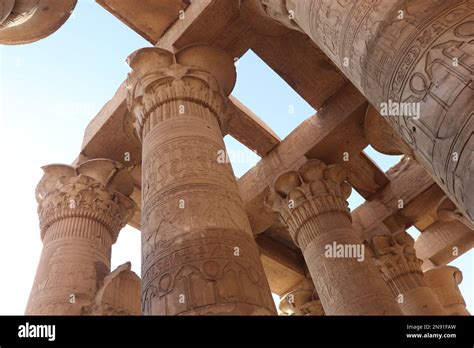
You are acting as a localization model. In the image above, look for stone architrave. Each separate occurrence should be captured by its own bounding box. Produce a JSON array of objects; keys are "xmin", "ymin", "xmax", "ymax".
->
[
  {"xmin": 424, "ymin": 266, "xmax": 470, "ymax": 315},
  {"xmin": 267, "ymin": 159, "xmax": 402, "ymax": 315},
  {"xmin": 127, "ymin": 45, "xmax": 276, "ymax": 315},
  {"xmin": 250, "ymin": 0, "xmax": 474, "ymax": 224},
  {"xmin": 279, "ymin": 278, "xmax": 324, "ymax": 316},
  {"xmin": 369, "ymin": 231, "xmax": 447, "ymax": 315},
  {"xmin": 0, "ymin": 0, "xmax": 77, "ymax": 44},
  {"xmin": 25, "ymin": 159, "xmax": 136, "ymax": 315}
]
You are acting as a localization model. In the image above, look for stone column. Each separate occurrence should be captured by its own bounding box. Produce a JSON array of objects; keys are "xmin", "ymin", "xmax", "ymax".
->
[
  {"xmin": 0, "ymin": 0, "xmax": 77, "ymax": 44},
  {"xmin": 267, "ymin": 159, "xmax": 401, "ymax": 315},
  {"xmin": 25, "ymin": 159, "xmax": 137, "ymax": 315},
  {"xmin": 248, "ymin": 0, "xmax": 474, "ymax": 223},
  {"xmin": 369, "ymin": 231, "xmax": 446, "ymax": 315},
  {"xmin": 127, "ymin": 45, "xmax": 276, "ymax": 315},
  {"xmin": 279, "ymin": 278, "xmax": 324, "ymax": 316},
  {"xmin": 424, "ymin": 266, "xmax": 470, "ymax": 315}
]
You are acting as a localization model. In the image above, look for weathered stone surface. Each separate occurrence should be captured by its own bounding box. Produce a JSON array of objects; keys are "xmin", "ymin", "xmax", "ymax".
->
[
  {"xmin": 0, "ymin": 0, "xmax": 77, "ymax": 44},
  {"xmin": 26, "ymin": 159, "xmax": 136, "ymax": 315},
  {"xmin": 127, "ymin": 45, "xmax": 276, "ymax": 315}
]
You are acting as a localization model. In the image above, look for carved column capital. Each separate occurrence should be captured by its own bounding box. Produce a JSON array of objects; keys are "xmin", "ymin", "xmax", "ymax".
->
[
  {"xmin": 126, "ymin": 45, "xmax": 237, "ymax": 140},
  {"xmin": 36, "ymin": 159, "xmax": 137, "ymax": 243},
  {"xmin": 0, "ymin": 0, "xmax": 76, "ymax": 44},
  {"xmin": 369, "ymin": 231, "xmax": 425, "ymax": 294},
  {"xmin": 266, "ymin": 159, "xmax": 352, "ymax": 249}
]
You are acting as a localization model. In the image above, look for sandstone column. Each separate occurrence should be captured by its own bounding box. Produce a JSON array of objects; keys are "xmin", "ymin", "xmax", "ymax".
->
[
  {"xmin": 424, "ymin": 266, "xmax": 470, "ymax": 315},
  {"xmin": 26, "ymin": 159, "xmax": 136, "ymax": 315},
  {"xmin": 127, "ymin": 45, "xmax": 276, "ymax": 315},
  {"xmin": 267, "ymin": 159, "xmax": 402, "ymax": 315},
  {"xmin": 249, "ymin": 0, "xmax": 474, "ymax": 223},
  {"xmin": 0, "ymin": 0, "xmax": 77, "ymax": 44},
  {"xmin": 369, "ymin": 231, "xmax": 446, "ymax": 315},
  {"xmin": 279, "ymin": 278, "xmax": 324, "ymax": 316}
]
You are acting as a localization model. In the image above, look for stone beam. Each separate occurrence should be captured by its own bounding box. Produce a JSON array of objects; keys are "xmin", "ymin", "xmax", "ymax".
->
[
  {"xmin": 248, "ymin": 30, "xmax": 347, "ymax": 110},
  {"xmin": 416, "ymin": 220, "xmax": 474, "ymax": 269},
  {"xmin": 228, "ymin": 96, "xmax": 280, "ymax": 156},
  {"xmin": 352, "ymin": 158, "xmax": 435, "ymax": 239},
  {"xmin": 96, "ymin": 0, "xmax": 189, "ymax": 44},
  {"xmin": 157, "ymin": 0, "xmax": 253, "ymax": 59},
  {"xmin": 238, "ymin": 83, "xmax": 388, "ymax": 234},
  {"xmin": 256, "ymin": 235, "xmax": 306, "ymax": 295},
  {"xmin": 77, "ymin": 85, "xmax": 279, "ymax": 165}
]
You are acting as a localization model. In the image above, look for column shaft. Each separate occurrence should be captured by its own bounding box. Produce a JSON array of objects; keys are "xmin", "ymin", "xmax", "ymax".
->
[
  {"xmin": 25, "ymin": 160, "xmax": 136, "ymax": 315},
  {"xmin": 127, "ymin": 46, "xmax": 276, "ymax": 315},
  {"xmin": 26, "ymin": 216, "xmax": 112, "ymax": 314}
]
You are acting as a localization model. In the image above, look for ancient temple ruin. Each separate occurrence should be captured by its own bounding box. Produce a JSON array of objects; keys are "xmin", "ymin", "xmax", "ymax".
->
[{"xmin": 2, "ymin": 0, "xmax": 472, "ymax": 316}]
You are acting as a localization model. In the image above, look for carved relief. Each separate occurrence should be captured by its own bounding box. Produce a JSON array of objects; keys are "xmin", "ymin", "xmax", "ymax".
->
[
  {"xmin": 141, "ymin": 229, "xmax": 274, "ymax": 315},
  {"xmin": 142, "ymin": 137, "xmax": 237, "ymax": 202}
]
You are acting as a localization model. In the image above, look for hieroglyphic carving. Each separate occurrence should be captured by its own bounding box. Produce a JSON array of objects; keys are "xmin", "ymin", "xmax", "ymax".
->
[
  {"xmin": 127, "ymin": 46, "xmax": 276, "ymax": 315},
  {"xmin": 26, "ymin": 159, "xmax": 136, "ymax": 315},
  {"xmin": 141, "ymin": 137, "xmax": 237, "ymax": 203},
  {"xmin": 142, "ymin": 229, "xmax": 274, "ymax": 315},
  {"xmin": 263, "ymin": 0, "xmax": 474, "ymax": 222}
]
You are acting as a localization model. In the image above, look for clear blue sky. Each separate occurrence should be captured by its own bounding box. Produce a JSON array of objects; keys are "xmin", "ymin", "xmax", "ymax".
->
[{"xmin": 0, "ymin": 0, "xmax": 471, "ymax": 314}]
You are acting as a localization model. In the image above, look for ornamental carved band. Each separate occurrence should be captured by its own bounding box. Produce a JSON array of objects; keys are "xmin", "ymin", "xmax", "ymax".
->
[
  {"xmin": 267, "ymin": 159, "xmax": 352, "ymax": 250},
  {"xmin": 36, "ymin": 159, "xmax": 137, "ymax": 243},
  {"xmin": 260, "ymin": 0, "xmax": 474, "ymax": 223}
]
